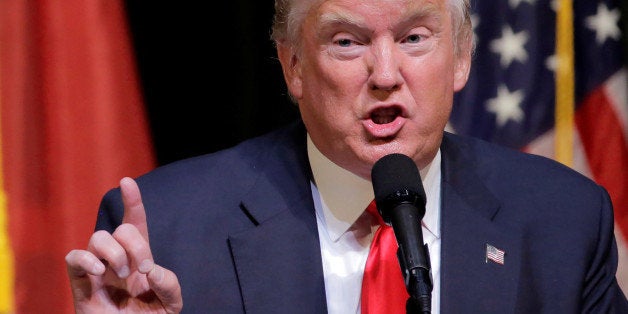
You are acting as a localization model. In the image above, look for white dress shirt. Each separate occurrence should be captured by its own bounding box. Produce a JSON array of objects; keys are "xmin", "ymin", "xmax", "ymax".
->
[{"xmin": 307, "ymin": 135, "xmax": 442, "ymax": 314}]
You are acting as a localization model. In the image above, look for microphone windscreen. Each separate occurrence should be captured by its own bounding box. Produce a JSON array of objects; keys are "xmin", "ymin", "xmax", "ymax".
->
[{"xmin": 371, "ymin": 153, "xmax": 426, "ymax": 213}]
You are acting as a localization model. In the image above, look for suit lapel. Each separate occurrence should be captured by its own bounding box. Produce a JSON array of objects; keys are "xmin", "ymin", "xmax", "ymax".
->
[
  {"xmin": 439, "ymin": 133, "xmax": 522, "ymax": 314},
  {"xmin": 225, "ymin": 127, "xmax": 523, "ymax": 313},
  {"xmin": 227, "ymin": 122, "xmax": 328, "ymax": 313}
]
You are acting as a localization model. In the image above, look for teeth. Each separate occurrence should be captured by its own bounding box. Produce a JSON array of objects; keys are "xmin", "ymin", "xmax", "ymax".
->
[{"xmin": 371, "ymin": 107, "xmax": 399, "ymax": 124}]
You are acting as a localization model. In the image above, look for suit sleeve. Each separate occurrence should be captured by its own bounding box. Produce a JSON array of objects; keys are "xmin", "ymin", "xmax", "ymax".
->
[
  {"xmin": 582, "ymin": 185, "xmax": 628, "ymax": 313},
  {"xmin": 94, "ymin": 187, "xmax": 124, "ymax": 233}
]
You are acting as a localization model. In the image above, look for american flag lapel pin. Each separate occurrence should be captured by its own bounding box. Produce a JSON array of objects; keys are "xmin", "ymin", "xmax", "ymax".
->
[{"xmin": 486, "ymin": 243, "xmax": 505, "ymax": 265}]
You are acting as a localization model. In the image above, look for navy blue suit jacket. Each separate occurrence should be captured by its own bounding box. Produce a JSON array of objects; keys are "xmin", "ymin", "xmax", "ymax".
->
[{"xmin": 96, "ymin": 120, "xmax": 628, "ymax": 313}]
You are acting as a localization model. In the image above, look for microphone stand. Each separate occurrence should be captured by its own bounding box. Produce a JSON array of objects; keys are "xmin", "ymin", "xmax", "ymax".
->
[
  {"xmin": 401, "ymin": 244, "xmax": 432, "ymax": 314},
  {"xmin": 391, "ymin": 203, "xmax": 433, "ymax": 314}
]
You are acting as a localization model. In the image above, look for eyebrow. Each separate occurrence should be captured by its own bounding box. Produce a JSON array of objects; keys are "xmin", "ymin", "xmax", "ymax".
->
[
  {"xmin": 317, "ymin": 2, "xmax": 443, "ymax": 35},
  {"xmin": 318, "ymin": 9, "xmax": 367, "ymax": 31}
]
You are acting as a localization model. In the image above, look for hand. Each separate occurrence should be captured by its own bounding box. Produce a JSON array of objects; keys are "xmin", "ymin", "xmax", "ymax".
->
[{"xmin": 65, "ymin": 177, "xmax": 183, "ymax": 313}]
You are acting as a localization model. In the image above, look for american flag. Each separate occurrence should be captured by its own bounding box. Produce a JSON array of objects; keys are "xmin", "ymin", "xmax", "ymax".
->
[
  {"xmin": 486, "ymin": 243, "xmax": 506, "ymax": 265},
  {"xmin": 449, "ymin": 0, "xmax": 628, "ymax": 291}
]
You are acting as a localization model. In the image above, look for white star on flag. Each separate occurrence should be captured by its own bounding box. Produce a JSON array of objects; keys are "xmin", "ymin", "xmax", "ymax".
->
[
  {"xmin": 490, "ymin": 25, "xmax": 529, "ymax": 68},
  {"xmin": 486, "ymin": 85, "xmax": 525, "ymax": 127},
  {"xmin": 509, "ymin": 0, "xmax": 536, "ymax": 9},
  {"xmin": 585, "ymin": 3, "xmax": 621, "ymax": 44}
]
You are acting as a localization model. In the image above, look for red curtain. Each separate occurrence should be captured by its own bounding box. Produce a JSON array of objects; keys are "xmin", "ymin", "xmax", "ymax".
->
[{"xmin": 0, "ymin": 1, "xmax": 156, "ymax": 312}]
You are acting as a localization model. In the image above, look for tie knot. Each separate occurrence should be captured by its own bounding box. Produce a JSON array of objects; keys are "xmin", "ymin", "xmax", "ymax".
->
[{"xmin": 365, "ymin": 200, "xmax": 385, "ymax": 226}]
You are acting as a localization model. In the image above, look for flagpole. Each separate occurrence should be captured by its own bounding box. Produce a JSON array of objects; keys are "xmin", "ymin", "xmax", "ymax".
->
[{"xmin": 555, "ymin": 0, "xmax": 575, "ymax": 167}]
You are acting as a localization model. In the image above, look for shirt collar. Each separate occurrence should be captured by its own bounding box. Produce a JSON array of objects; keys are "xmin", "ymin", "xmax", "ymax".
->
[
  {"xmin": 422, "ymin": 149, "xmax": 441, "ymax": 240},
  {"xmin": 308, "ymin": 135, "xmax": 373, "ymax": 242},
  {"xmin": 307, "ymin": 134, "xmax": 441, "ymax": 242}
]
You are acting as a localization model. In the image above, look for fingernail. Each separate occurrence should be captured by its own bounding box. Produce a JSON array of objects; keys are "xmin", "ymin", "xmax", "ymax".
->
[
  {"xmin": 117, "ymin": 265, "xmax": 130, "ymax": 278},
  {"xmin": 148, "ymin": 264, "xmax": 164, "ymax": 284},
  {"xmin": 139, "ymin": 259, "xmax": 154, "ymax": 273},
  {"xmin": 92, "ymin": 261, "xmax": 105, "ymax": 274}
]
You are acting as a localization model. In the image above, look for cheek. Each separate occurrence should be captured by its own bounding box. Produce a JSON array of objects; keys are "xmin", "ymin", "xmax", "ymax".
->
[
  {"xmin": 404, "ymin": 61, "xmax": 455, "ymax": 126},
  {"xmin": 302, "ymin": 61, "xmax": 365, "ymax": 113},
  {"xmin": 313, "ymin": 63, "xmax": 364, "ymax": 96},
  {"xmin": 407, "ymin": 64, "xmax": 454, "ymax": 106}
]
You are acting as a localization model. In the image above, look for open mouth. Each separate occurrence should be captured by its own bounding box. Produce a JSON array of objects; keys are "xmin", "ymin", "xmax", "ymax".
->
[
  {"xmin": 363, "ymin": 105, "xmax": 406, "ymax": 138},
  {"xmin": 371, "ymin": 106, "xmax": 402, "ymax": 124}
]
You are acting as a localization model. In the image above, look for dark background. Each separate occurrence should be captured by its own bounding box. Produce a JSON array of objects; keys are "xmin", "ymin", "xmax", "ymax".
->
[
  {"xmin": 124, "ymin": 1, "xmax": 299, "ymax": 166},
  {"xmin": 124, "ymin": 1, "xmax": 628, "ymax": 167}
]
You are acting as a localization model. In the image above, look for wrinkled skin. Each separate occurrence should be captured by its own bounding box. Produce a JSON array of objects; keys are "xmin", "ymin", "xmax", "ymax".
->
[{"xmin": 277, "ymin": 0, "xmax": 471, "ymax": 179}]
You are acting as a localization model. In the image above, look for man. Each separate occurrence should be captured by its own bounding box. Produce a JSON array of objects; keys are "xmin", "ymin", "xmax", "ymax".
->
[{"xmin": 65, "ymin": 0, "xmax": 628, "ymax": 312}]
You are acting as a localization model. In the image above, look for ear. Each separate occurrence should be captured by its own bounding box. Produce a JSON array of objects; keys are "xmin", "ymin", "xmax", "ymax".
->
[
  {"xmin": 453, "ymin": 40, "xmax": 472, "ymax": 92},
  {"xmin": 276, "ymin": 42, "xmax": 303, "ymax": 99}
]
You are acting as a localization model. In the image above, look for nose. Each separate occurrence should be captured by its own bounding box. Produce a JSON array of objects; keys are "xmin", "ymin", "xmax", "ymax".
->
[{"xmin": 367, "ymin": 40, "xmax": 403, "ymax": 92}]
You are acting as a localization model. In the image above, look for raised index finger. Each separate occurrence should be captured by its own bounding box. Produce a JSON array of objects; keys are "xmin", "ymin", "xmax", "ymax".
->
[{"xmin": 119, "ymin": 177, "xmax": 149, "ymax": 242}]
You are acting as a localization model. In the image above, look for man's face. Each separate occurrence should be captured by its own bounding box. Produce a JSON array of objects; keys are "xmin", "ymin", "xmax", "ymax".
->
[{"xmin": 278, "ymin": 0, "xmax": 471, "ymax": 179}]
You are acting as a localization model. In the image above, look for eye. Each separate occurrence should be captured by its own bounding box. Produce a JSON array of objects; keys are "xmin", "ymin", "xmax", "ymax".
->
[
  {"xmin": 336, "ymin": 38, "xmax": 355, "ymax": 47},
  {"xmin": 404, "ymin": 34, "xmax": 423, "ymax": 44},
  {"xmin": 329, "ymin": 32, "xmax": 366, "ymax": 59}
]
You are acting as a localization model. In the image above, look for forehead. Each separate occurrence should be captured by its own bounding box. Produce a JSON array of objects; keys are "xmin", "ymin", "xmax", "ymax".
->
[{"xmin": 310, "ymin": 0, "xmax": 447, "ymax": 30}]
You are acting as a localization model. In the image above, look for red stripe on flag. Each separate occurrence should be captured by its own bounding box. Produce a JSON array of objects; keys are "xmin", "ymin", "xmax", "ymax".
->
[{"xmin": 576, "ymin": 86, "xmax": 628, "ymax": 242}]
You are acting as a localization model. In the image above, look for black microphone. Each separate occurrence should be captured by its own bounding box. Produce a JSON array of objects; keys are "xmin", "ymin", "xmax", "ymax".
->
[{"xmin": 371, "ymin": 153, "xmax": 432, "ymax": 314}]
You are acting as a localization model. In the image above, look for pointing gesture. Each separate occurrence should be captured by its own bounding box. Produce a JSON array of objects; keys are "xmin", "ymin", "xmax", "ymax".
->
[{"xmin": 65, "ymin": 177, "xmax": 183, "ymax": 313}]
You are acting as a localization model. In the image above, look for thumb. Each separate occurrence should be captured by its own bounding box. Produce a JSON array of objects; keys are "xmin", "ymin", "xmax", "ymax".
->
[{"xmin": 120, "ymin": 177, "xmax": 149, "ymax": 241}]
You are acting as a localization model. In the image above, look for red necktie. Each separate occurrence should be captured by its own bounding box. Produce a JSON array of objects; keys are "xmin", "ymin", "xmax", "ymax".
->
[{"xmin": 361, "ymin": 200, "xmax": 409, "ymax": 314}]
